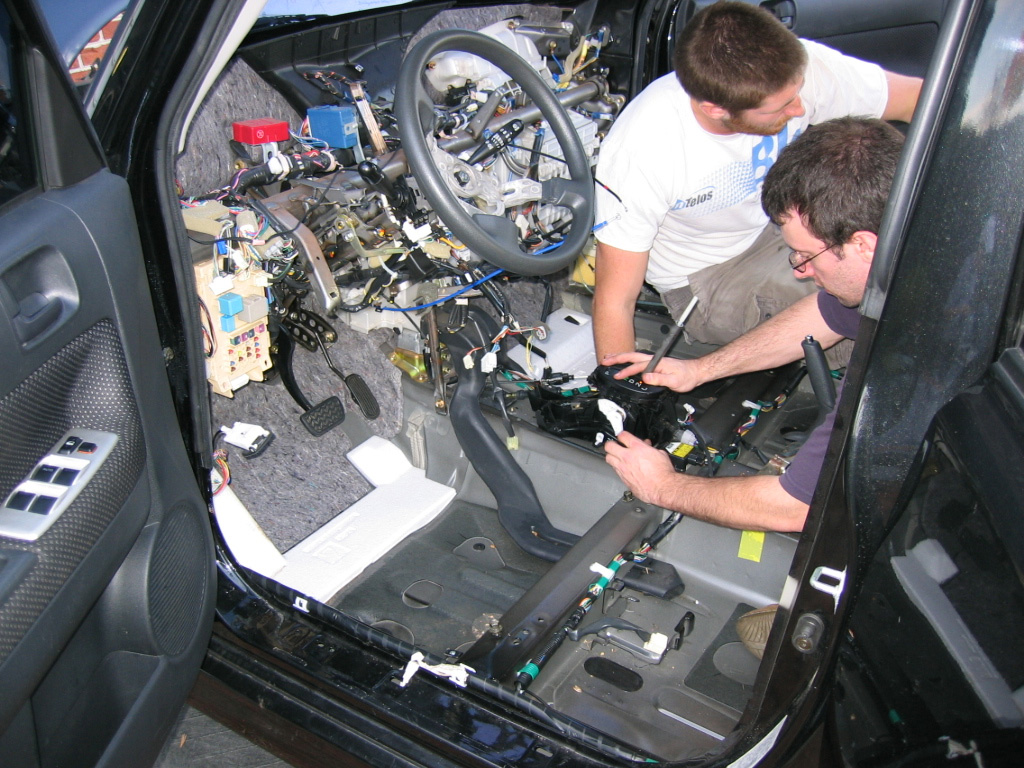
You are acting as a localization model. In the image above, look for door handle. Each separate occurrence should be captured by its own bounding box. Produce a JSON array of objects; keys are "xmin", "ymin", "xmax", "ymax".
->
[
  {"xmin": 13, "ymin": 292, "xmax": 62, "ymax": 344},
  {"xmin": 761, "ymin": 0, "xmax": 796, "ymax": 28},
  {"xmin": 1, "ymin": 246, "xmax": 78, "ymax": 346}
]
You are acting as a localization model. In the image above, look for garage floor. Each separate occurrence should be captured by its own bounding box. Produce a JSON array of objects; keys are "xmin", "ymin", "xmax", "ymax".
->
[{"xmin": 154, "ymin": 706, "xmax": 290, "ymax": 768}]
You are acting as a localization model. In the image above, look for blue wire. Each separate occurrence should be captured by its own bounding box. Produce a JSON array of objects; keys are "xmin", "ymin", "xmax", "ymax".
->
[
  {"xmin": 380, "ymin": 268, "xmax": 506, "ymax": 312},
  {"xmin": 379, "ymin": 218, "xmax": 609, "ymax": 313},
  {"xmin": 532, "ymin": 220, "xmax": 609, "ymax": 254}
]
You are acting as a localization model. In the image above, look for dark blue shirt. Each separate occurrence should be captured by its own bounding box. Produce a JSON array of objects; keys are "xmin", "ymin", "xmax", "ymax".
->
[{"xmin": 778, "ymin": 291, "xmax": 860, "ymax": 504}]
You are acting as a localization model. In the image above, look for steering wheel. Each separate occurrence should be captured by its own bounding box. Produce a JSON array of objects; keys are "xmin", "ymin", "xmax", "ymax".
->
[{"xmin": 395, "ymin": 29, "xmax": 595, "ymax": 276}]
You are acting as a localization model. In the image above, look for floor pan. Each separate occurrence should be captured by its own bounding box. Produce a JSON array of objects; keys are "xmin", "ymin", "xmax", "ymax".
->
[{"xmin": 329, "ymin": 501, "xmax": 550, "ymax": 654}]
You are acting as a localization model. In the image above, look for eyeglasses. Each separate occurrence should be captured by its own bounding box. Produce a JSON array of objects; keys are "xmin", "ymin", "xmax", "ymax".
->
[{"xmin": 788, "ymin": 243, "xmax": 834, "ymax": 273}]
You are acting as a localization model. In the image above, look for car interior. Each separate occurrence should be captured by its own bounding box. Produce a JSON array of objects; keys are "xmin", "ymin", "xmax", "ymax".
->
[
  {"xmin": 158, "ymin": 1, "xmax": 952, "ymax": 760},
  {"xmin": 169, "ymin": 0, "xmax": 937, "ymax": 762}
]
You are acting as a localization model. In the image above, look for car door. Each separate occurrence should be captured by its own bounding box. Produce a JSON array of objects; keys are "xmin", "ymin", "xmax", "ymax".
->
[
  {"xmin": 610, "ymin": 0, "xmax": 946, "ymax": 99},
  {"xmin": 0, "ymin": 2, "xmax": 215, "ymax": 767}
]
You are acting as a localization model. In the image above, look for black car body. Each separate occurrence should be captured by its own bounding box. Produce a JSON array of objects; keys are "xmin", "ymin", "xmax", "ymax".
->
[{"xmin": 2, "ymin": 0, "xmax": 1023, "ymax": 766}]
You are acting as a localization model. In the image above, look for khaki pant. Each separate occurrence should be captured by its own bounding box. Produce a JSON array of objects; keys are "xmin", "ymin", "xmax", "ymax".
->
[
  {"xmin": 660, "ymin": 226, "xmax": 852, "ymax": 368},
  {"xmin": 660, "ymin": 225, "xmax": 814, "ymax": 346}
]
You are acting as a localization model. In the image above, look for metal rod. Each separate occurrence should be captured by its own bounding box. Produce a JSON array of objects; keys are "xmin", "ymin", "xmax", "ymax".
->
[{"xmin": 644, "ymin": 296, "xmax": 699, "ymax": 374}]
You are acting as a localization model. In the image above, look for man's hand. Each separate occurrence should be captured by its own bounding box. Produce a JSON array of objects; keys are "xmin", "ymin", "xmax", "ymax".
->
[
  {"xmin": 605, "ymin": 431, "xmax": 809, "ymax": 532},
  {"xmin": 602, "ymin": 352, "xmax": 708, "ymax": 393},
  {"xmin": 603, "ymin": 430, "xmax": 676, "ymax": 506}
]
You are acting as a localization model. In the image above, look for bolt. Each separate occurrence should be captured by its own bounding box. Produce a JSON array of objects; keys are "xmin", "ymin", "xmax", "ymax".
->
[
  {"xmin": 454, "ymin": 170, "xmax": 471, "ymax": 187},
  {"xmin": 791, "ymin": 613, "xmax": 826, "ymax": 654}
]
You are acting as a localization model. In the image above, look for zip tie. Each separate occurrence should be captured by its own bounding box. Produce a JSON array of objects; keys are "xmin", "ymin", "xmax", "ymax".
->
[{"xmin": 399, "ymin": 651, "xmax": 475, "ymax": 688}]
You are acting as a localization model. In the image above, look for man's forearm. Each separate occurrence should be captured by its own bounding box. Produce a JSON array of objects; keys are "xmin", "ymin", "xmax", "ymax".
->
[
  {"xmin": 692, "ymin": 293, "xmax": 840, "ymax": 383},
  {"xmin": 604, "ymin": 431, "xmax": 809, "ymax": 533},
  {"xmin": 592, "ymin": 291, "xmax": 636, "ymax": 360},
  {"xmin": 651, "ymin": 473, "xmax": 809, "ymax": 533},
  {"xmin": 592, "ymin": 243, "xmax": 650, "ymax": 359}
]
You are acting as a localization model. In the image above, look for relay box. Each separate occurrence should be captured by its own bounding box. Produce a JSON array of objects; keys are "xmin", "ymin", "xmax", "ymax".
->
[{"xmin": 184, "ymin": 201, "xmax": 273, "ymax": 398}]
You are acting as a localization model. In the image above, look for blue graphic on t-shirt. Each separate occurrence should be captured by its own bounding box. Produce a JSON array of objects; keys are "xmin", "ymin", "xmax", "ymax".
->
[
  {"xmin": 670, "ymin": 122, "xmax": 803, "ymax": 216},
  {"xmin": 752, "ymin": 123, "xmax": 801, "ymax": 185}
]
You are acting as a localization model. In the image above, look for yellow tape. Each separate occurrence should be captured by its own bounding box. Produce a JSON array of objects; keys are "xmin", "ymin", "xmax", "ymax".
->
[{"xmin": 738, "ymin": 530, "xmax": 765, "ymax": 562}]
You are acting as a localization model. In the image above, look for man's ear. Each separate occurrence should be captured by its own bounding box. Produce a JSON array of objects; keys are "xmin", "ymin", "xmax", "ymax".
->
[
  {"xmin": 696, "ymin": 100, "xmax": 730, "ymax": 121},
  {"xmin": 849, "ymin": 230, "xmax": 879, "ymax": 263}
]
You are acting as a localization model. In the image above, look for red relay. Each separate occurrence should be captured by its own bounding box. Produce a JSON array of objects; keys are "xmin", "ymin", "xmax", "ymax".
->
[{"xmin": 232, "ymin": 118, "xmax": 290, "ymax": 144}]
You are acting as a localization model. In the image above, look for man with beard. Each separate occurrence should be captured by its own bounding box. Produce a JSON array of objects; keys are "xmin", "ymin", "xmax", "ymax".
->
[
  {"xmin": 592, "ymin": 1, "xmax": 920, "ymax": 359},
  {"xmin": 602, "ymin": 117, "xmax": 904, "ymax": 532}
]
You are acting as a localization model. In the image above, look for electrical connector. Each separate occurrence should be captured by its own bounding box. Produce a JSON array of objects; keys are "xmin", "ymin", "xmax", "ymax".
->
[
  {"xmin": 220, "ymin": 422, "xmax": 274, "ymax": 458},
  {"xmin": 480, "ymin": 351, "xmax": 497, "ymax": 373}
]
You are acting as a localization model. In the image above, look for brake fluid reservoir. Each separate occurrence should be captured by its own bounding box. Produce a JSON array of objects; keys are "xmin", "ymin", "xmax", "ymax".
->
[{"xmin": 425, "ymin": 21, "xmax": 548, "ymax": 92}]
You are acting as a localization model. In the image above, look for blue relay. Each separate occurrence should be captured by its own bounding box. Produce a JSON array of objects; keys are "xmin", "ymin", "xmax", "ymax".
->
[{"xmin": 307, "ymin": 105, "xmax": 360, "ymax": 149}]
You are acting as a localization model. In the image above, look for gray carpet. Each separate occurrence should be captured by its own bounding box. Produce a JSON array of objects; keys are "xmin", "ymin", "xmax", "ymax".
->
[{"xmin": 211, "ymin": 321, "xmax": 403, "ymax": 551}]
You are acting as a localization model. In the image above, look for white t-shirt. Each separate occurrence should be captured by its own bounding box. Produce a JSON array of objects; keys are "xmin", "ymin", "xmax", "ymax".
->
[{"xmin": 594, "ymin": 40, "xmax": 888, "ymax": 292}]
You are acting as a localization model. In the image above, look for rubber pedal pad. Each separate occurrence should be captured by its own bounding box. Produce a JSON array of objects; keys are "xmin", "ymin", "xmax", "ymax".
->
[
  {"xmin": 345, "ymin": 374, "xmax": 380, "ymax": 420},
  {"xmin": 301, "ymin": 396, "xmax": 345, "ymax": 436}
]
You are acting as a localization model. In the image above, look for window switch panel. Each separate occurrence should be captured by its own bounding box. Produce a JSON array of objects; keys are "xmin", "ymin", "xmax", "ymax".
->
[{"xmin": 0, "ymin": 430, "xmax": 119, "ymax": 541}]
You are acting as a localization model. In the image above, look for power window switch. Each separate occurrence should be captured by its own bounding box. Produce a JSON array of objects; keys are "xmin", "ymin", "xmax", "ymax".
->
[
  {"xmin": 53, "ymin": 468, "xmax": 80, "ymax": 487},
  {"xmin": 7, "ymin": 491, "xmax": 35, "ymax": 511},
  {"xmin": 32, "ymin": 465, "xmax": 59, "ymax": 483},
  {"xmin": 28, "ymin": 495, "xmax": 57, "ymax": 515}
]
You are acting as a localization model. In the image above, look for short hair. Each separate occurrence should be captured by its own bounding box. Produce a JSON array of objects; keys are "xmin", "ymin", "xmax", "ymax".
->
[
  {"xmin": 761, "ymin": 117, "xmax": 905, "ymax": 247},
  {"xmin": 673, "ymin": 1, "xmax": 807, "ymax": 113}
]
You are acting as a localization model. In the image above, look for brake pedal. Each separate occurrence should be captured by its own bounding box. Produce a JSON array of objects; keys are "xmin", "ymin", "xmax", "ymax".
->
[{"xmin": 300, "ymin": 396, "xmax": 346, "ymax": 436}]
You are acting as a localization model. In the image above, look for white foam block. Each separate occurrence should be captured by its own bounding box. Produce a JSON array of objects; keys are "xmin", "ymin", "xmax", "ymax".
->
[
  {"xmin": 212, "ymin": 484, "xmax": 287, "ymax": 578},
  {"xmin": 346, "ymin": 434, "xmax": 421, "ymax": 486},
  {"xmin": 275, "ymin": 438, "xmax": 455, "ymax": 603}
]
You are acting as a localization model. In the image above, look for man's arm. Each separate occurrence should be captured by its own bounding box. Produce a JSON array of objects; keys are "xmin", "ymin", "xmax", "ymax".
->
[
  {"xmin": 606, "ymin": 291, "xmax": 842, "ymax": 392},
  {"xmin": 881, "ymin": 70, "xmax": 923, "ymax": 123},
  {"xmin": 592, "ymin": 242, "xmax": 650, "ymax": 360},
  {"xmin": 604, "ymin": 432, "xmax": 809, "ymax": 532}
]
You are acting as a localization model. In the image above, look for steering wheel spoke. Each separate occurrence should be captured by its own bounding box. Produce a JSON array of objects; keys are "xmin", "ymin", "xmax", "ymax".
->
[
  {"xmin": 473, "ymin": 212, "xmax": 523, "ymax": 254},
  {"xmin": 540, "ymin": 177, "xmax": 592, "ymax": 218},
  {"xmin": 395, "ymin": 30, "xmax": 595, "ymax": 276}
]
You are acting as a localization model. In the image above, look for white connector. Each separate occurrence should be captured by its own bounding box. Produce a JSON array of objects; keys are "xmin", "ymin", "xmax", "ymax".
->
[{"xmin": 220, "ymin": 422, "xmax": 273, "ymax": 457}]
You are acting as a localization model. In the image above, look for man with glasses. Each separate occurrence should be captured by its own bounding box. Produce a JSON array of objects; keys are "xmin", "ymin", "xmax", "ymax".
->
[
  {"xmin": 592, "ymin": 1, "xmax": 920, "ymax": 360},
  {"xmin": 602, "ymin": 117, "xmax": 903, "ymax": 532}
]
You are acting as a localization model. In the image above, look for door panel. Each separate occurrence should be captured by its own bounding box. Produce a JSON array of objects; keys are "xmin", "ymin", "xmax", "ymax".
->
[
  {"xmin": 0, "ymin": 3, "xmax": 214, "ymax": 767},
  {"xmin": 637, "ymin": 0, "xmax": 945, "ymax": 97},
  {"xmin": 790, "ymin": 0, "xmax": 947, "ymax": 77}
]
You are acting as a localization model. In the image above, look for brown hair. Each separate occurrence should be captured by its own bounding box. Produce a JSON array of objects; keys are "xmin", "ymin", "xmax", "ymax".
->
[
  {"xmin": 762, "ymin": 117, "xmax": 904, "ymax": 246},
  {"xmin": 673, "ymin": 1, "xmax": 807, "ymax": 113}
]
